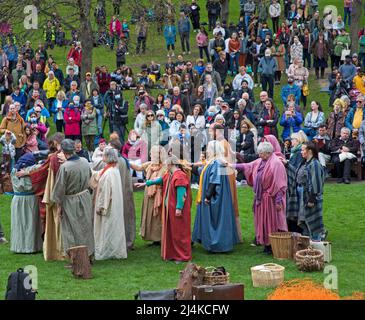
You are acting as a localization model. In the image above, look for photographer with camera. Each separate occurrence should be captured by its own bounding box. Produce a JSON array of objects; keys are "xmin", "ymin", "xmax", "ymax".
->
[{"xmin": 105, "ymin": 81, "xmax": 128, "ymax": 145}]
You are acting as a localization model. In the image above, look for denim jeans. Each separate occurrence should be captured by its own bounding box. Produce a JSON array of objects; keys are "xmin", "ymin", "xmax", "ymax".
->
[
  {"xmin": 96, "ymin": 108, "xmax": 103, "ymax": 135},
  {"xmin": 344, "ymin": 8, "xmax": 351, "ymax": 26},
  {"xmin": 229, "ymin": 53, "xmax": 240, "ymax": 74},
  {"xmin": 303, "ymin": 49, "xmax": 311, "ymax": 68},
  {"xmin": 245, "ymin": 15, "xmax": 251, "ymax": 32}
]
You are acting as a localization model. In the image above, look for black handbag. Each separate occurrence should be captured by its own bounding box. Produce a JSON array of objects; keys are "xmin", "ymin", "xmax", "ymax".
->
[{"xmin": 135, "ymin": 289, "xmax": 177, "ymax": 300}]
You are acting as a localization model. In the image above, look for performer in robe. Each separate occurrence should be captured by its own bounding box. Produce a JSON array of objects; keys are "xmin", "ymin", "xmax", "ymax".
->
[
  {"xmin": 208, "ymin": 123, "xmax": 243, "ymax": 242},
  {"xmin": 19, "ymin": 133, "xmax": 66, "ymax": 260},
  {"xmin": 130, "ymin": 145, "xmax": 167, "ymax": 245},
  {"xmin": 10, "ymin": 153, "xmax": 42, "ymax": 253},
  {"xmin": 137, "ymin": 155, "xmax": 192, "ymax": 262},
  {"xmin": 192, "ymin": 140, "xmax": 240, "ymax": 253},
  {"xmin": 93, "ymin": 147, "xmax": 127, "ymax": 260},
  {"xmin": 108, "ymin": 139, "xmax": 136, "ymax": 250},
  {"xmin": 51, "ymin": 139, "xmax": 95, "ymax": 260},
  {"xmin": 233, "ymin": 141, "xmax": 288, "ymax": 254}
]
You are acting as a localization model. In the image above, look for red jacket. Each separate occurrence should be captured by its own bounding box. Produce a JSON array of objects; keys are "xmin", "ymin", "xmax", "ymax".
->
[
  {"xmin": 67, "ymin": 47, "xmax": 83, "ymax": 67},
  {"xmin": 109, "ymin": 19, "xmax": 122, "ymax": 36},
  {"xmin": 97, "ymin": 72, "xmax": 111, "ymax": 94},
  {"xmin": 64, "ymin": 107, "xmax": 81, "ymax": 136}
]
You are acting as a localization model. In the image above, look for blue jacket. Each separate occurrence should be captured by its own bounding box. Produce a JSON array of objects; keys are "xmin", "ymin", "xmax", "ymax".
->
[
  {"xmin": 345, "ymin": 107, "xmax": 365, "ymax": 131},
  {"xmin": 26, "ymin": 107, "xmax": 50, "ymax": 122},
  {"xmin": 178, "ymin": 17, "xmax": 191, "ymax": 34},
  {"xmin": 11, "ymin": 92, "xmax": 27, "ymax": 109},
  {"xmin": 281, "ymin": 84, "xmax": 301, "ymax": 106},
  {"xmin": 279, "ymin": 111, "xmax": 303, "ymax": 140},
  {"xmin": 163, "ymin": 25, "xmax": 177, "ymax": 45},
  {"xmin": 3, "ymin": 44, "xmax": 18, "ymax": 62},
  {"xmin": 50, "ymin": 99, "xmax": 69, "ymax": 123}
]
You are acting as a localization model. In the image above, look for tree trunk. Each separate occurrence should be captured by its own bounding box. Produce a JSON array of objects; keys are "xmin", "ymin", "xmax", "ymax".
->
[
  {"xmin": 221, "ymin": 0, "xmax": 230, "ymax": 24},
  {"xmin": 78, "ymin": 0, "xmax": 94, "ymax": 82},
  {"xmin": 67, "ymin": 245, "xmax": 92, "ymax": 279},
  {"xmin": 349, "ymin": 0, "xmax": 363, "ymax": 54}
]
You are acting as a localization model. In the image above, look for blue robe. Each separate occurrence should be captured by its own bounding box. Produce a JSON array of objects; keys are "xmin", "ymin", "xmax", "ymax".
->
[{"xmin": 192, "ymin": 160, "xmax": 239, "ymax": 252}]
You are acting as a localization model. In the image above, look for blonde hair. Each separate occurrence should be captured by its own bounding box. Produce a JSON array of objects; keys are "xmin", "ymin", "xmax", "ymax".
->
[{"xmin": 291, "ymin": 130, "xmax": 308, "ymax": 144}]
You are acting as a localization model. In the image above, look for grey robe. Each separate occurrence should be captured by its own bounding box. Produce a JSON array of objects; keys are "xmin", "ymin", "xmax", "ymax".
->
[
  {"xmin": 51, "ymin": 156, "xmax": 95, "ymax": 256},
  {"xmin": 10, "ymin": 165, "xmax": 43, "ymax": 253}
]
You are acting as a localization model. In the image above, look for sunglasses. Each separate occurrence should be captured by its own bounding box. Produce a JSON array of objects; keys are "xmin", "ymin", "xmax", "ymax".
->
[
  {"xmin": 147, "ymin": 114, "xmax": 154, "ymax": 117},
  {"xmin": 356, "ymin": 101, "xmax": 363, "ymax": 103}
]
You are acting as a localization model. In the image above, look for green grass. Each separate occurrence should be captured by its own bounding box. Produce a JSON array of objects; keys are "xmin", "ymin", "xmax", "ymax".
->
[
  {"xmin": 1, "ymin": 184, "xmax": 365, "ymax": 300},
  {"xmin": 1, "ymin": 0, "xmax": 365, "ymax": 300}
]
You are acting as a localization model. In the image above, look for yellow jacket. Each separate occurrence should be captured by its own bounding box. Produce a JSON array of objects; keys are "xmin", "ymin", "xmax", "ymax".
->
[
  {"xmin": 43, "ymin": 77, "xmax": 61, "ymax": 99},
  {"xmin": 353, "ymin": 75, "xmax": 365, "ymax": 95}
]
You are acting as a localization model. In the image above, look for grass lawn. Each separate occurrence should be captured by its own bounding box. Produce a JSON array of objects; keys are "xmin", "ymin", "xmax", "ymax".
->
[
  {"xmin": 0, "ymin": 0, "xmax": 365, "ymax": 300},
  {"xmin": 1, "ymin": 184, "xmax": 365, "ymax": 300}
]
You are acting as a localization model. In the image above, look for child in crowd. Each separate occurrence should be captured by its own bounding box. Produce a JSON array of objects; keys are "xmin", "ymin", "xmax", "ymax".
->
[{"xmin": 0, "ymin": 130, "xmax": 16, "ymax": 171}]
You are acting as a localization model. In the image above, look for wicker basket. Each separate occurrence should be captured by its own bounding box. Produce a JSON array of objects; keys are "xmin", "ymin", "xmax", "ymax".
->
[
  {"xmin": 295, "ymin": 247, "xmax": 325, "ymax": 272},
  {"xmin": 203, "ymin": 267, "xmax": 230, "ymax": 286},
  {"xmin": 250, "ymin": 263, "xmax": 285, "ymax": 288},
  {"xmin": 269, "ymin": 232, "xmax": 293, "ymax": 260}
]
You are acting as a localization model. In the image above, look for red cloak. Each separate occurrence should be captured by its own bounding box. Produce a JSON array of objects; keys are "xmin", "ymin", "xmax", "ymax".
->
[{"xmin": 161, "ymin": 170, "xmax": 192, "ymax": 262}]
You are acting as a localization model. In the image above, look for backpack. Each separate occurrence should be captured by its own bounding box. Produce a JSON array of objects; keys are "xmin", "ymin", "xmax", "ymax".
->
[{"xmin": 5, "ymin": 268, "xmax": 36, "ymax": 300}]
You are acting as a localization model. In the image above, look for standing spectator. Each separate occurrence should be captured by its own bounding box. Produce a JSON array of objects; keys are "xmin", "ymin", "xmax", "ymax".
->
[
  {"xmin": 0, "ymin": 47, "xmax": 9, "ymax": 70},
  {"xmin": 50, "ymin": 61, "xmax": 64, "ymax": 86},
  {"xmin": 164, "ymin": 19, "xmax": 177, "ymax": 58},
  {"xmin": 178, "ymin": 12, "xmax": 191, "ymax": 55},
  {"xmin": 136, "ymin": 17, "xmax": 148, "ymax": 55},
  {"xmin": 63, "ymin": 103, "xmax": 81, "ymax": 141},
  {"xmin": 249, "ymin": 35, "xmax": 266, "ymax": 87},
  {"xmin": 288, "ymin": 59, "xmax": 309, "ymax": 109},
  {"xmin": 312, "ymin": 32, "xmax": 329, "ymax": 79},
  {"xmin": 258, "ymin": 49, "xmax": 277, "ymax": 98},
  {"xmin": 96, "ymin": 65, "xmax": 111, "ymax": 104},
  {"xmin": 51, "ymin": 90, "xmax": 68, "ymax": 133},
  {"xmin": 269, "ymin": 0, "xmax": 281, "ymax": 34},
  {"xmin": 203, "ymin": 74, "xmax": 219, "ymax": 108},
  {"xmin": 90, "ymin": 89, "xmax": 104, "ymax": 137},
  {"xmin": 206, "ymin": 0, "xmax": 221, "ymax": 31},
  {"xmin": 94, "ymin": 1, "xmax": 106, "ymax": 28},
  {"xmin": 109, "ymin": 15, "xmax": 122, "ymax": 51},
  {"xmin": 11, "ymin": 63, "xmax": 26, "ymax": 87},
  {"xmin": 343, "ymin": 0, "xmax": 353, "ymax": 27},
  {"xmin": 64, "ymin": 68, "xmax": 80, "ymax": 93},
  {"xmin": 116, "ymin": 41, "xmax": 127, "ymax": 68},
  {"xmin": 232, "ymin": 66, "xmax": 254, "ymax": 91},
  {"xmin": 228, "ymin": 32, "xmax": 241, "ymax": 76},
  {"xmin": 213, "ymin": 51, "xmax": 229, "ymax": 85},
  {"xmin": 105, "ymin": 82, "xmax": 128, "ymax": 144},
  {"xmin": 281, "ymin": 77, "xmax": 301, "ymax": 107},
  {"xmin": 271, "ymin": 37, "xmax": 286, "ymax": 84},
  {"xmin": 43, "ymin": 71, "xmax": 61, "ymax": 108},
  {"xmin": 333, "ymin": 29, "xmax": 351, "ymax": 68},
  {"xmin": 67, "ymin": 42, "xmax": 83, "ymax": 71},
  {"xmin": 189, "ymin": 0, "xmax": 201, "ymax": 32},
  {"xmin": 290, "ymin": 36, "xmax": 303, "ymax": 63},
  {"xmin": 196, "ymin": 26, "xmax": 210, "ymax": 62},
  {"xmin": 257, "ymin": 99, "xmax": 280, "ymax": 138},
  {"xmin": 30, "ymin": 63, "xmax": 46, "ymax": 87},
  {"xmin": 112, "ymin": 0, "xmax": 121, "ymax": 15},
  {"xmin": 66, "ymin": 57, "xmax": 79, "ymax": 76},
  {"xmin": 339, "ymin": 55, "xmax": 357, "ymax": 87},
  {"xmin": 244, "ymin": 0, "xmax": 256, "ymax": 32},
  {"xmin": 3, "ymin": 40, "xmax": 18, "ymax": 72},
  {"xmin": 55, "ymin": 26, "xmax": 66, "ymax": 47},
  {"xmin": 0, "ymin": 104, "xmax": 26, "ymax": 161},
  {"xmin": 80, "ymin": 72, "xmax": 99, "ymax": 101},
  {"xmin": 327, "ymin": 99, "xmax": 346, "ymax": 139},
  {"xmin": 81, "ymin": 101, "xmax": 98, "ymax": 152},
  {"xmin": 212, "ymin": 32, "xmax": 226, "ymax": 61},
  {"xmin": 301, "ymin": 28, "xmax": 313, "ymax": 69}
]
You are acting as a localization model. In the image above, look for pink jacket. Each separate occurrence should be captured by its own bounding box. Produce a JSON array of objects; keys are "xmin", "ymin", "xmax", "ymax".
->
[
  {"xmin": 64, "ymin": 107, "xmax": 81, "ymax": 136},
  {"xmin": 109, "ymin": 19, "xmax": 122, "ymax": 36},
  {"xmin": 25, "ymin": 134, "xmax": 39, "ymax": 153},
  {"xmin": 196, "ymin": 32, "xmax": 208, "ymax": 47}
]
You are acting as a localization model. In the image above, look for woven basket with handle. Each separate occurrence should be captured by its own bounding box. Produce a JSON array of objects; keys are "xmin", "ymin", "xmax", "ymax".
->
[
  {"xmin": 295, "ymin": 247, "xmax": 325, "ymax": 272},
  {"xmin": 203, "ymin": 266, "xmax": 230, "ymax": 286}
]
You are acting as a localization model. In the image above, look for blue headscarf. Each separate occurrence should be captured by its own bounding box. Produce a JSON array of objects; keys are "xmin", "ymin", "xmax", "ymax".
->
[{"xmin": 15, "ymin": 153, "xmax": 36, "ymax": 171}]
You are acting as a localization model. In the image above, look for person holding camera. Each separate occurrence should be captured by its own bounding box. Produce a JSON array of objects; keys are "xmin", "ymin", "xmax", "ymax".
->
[
  {"xmin": 280, "ymin": 102, "xmax": 303, "ymax": 141},
  {"xmin": 105, "ymin": 81, "xmax": 128, "ymax": 144}
]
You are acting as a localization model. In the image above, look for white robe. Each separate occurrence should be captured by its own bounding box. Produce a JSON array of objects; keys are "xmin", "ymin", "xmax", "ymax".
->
[{"xmin": 94, "ymin": 167, "xmax": 127, "ymax": 260}]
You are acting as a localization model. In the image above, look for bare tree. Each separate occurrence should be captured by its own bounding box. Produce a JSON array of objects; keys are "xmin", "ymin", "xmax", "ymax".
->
[{"xmin": 349, "ymin": 0, "xmax": 364, "ymax": 54}]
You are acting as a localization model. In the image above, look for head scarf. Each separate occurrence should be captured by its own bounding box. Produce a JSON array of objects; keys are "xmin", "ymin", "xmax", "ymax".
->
[{"xmin": 15, "ymin": 153, "xmax": 36, "ymax": 171}]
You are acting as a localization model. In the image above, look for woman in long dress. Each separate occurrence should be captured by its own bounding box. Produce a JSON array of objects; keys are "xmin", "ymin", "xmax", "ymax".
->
[
  {"xmin": 192, "ymin": 141, "xmax": 240, "ymax": 253},
  {"xmin": 130, "ymin": 145, "xmax": 167, "ymax": 244},
  {"xmin": 234, "ymin": 141, "xmax": 288, "ymax": 254},
  {"xmin": 93, "ymin": 147, "xmax": 127, "ymax": 260},
  {"xmin": 10, "ymin": 153, "xmax": 43, "ymax": 253},
  {"xmin": 138, "ymin": 155, "xmax": 192, "ymax": 262}
]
